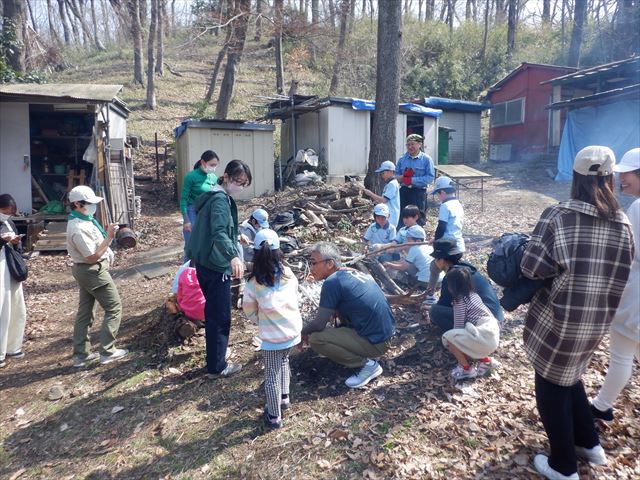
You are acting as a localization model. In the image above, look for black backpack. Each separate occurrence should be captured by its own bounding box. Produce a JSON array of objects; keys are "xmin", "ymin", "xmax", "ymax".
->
[{"xmin": 486, "ymin": 232, "xmax": 530, "ymax": 288}]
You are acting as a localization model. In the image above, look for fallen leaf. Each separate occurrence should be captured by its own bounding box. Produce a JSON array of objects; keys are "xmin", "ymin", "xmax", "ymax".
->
[
  {"xmin": 111, "ymin": 406, "xmax": 125, "ymax": 414},
  {"xmin": 59, "ymin": 423, "xmax": 69, "ymax": 432},
  {"xmin": 316, "ymin": 459, "xmax": 331, "ymax": 469},
  {"xmin": 328, "ymin": 428, "xmax": 349, "ymax": 441}
]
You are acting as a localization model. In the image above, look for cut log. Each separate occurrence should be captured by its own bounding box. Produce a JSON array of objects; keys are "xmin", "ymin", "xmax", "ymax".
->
[
  {"xmin": 318, "ymin": 213, "xmax": 330, "ymax": 229},
  {"xmin": 351, "ymin": 197, "xmax": 371, "ymax": 207},
  {"xmin": 340, "ymin": 183, "xmax": 363, "ymax": 198},
  {"xmin": 386, "ymin": 291, "xmax": 428, "ymax": 305},
  {"xmin": 323, "ymin": 213, "xmax": 345, "ymax": 224},
  {"xmin": 330, "ymin": 197, "xmax": 352, "ymax": 210},
  {"xmin": 363, "ymin": 258, "xmax": 406, "ymax": 295},
  {"xmin": 305, "ymin": 187, "xmax": 337, "ymax": 196},
  {"xmin": 305, "ymin": 201, "xmax": 329, "ymax": 213},
  {"xmin": 304, "ymin": 209, "xmax": 324, "ymax": 226},
  {"xmin": 176, "ymin": 318, "xmax": 198, "ymax": 339},
  {"xmin": 317, "ymin": 192, "xmax": 339, "ymax": 202},
  {"xmin": 297, "ymin": 213, "xmax": 311, "ymax": 226}
]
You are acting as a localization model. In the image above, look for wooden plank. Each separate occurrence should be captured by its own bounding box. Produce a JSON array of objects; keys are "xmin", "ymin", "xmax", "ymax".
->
[{"xmin": 435, "ymin": 164, "xmax": 492, "ymax": 178}]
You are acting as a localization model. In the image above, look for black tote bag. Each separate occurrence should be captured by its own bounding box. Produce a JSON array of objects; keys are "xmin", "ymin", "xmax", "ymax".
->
[{"xmin": 4, "ymin": 244, "xmax": 28, "ymax": 282}]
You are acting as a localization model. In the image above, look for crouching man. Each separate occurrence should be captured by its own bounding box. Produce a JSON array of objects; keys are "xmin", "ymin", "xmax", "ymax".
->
[{"xmin": 301, "ymin": 242, "xmax": 395, "ymax": 388}]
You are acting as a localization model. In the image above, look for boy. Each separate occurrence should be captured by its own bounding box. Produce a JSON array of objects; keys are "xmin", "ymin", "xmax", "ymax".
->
[
  {"xmin": 362, "ymin": 203, "xmax": 396, "ymax": 262},
  {"xmin": 370, "ymin": 204, "xmax": 421, "ymax": 260},
  {"xmin": 383, "ymin": 225, "xmax": 434, "ymax": 288},
  {"xmin": 363, "ymin": 161, "xmax": 401, "ymax": 228},
  {"xmin": 425, "ymin": 176, "xmax": 465, "ymax": 304},
  {"xmin": 239, "ymin": 208, "xmax": 269, "ymax": 263}
]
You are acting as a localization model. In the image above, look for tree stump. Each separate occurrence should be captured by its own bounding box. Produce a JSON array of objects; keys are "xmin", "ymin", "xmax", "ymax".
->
[{"xmin": 330, "ymin": 197, "xmax": 352, "ymax": 210}]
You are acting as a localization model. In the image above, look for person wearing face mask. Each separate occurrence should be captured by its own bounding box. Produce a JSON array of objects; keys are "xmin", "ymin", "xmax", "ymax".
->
[
  {"xmin": 180, "ymin": 150, "xmax": 220, "ymax": 260},
  {"xmin": 0, "ymin": 194, "xmax": 27, "ymax": 368},
  {"xmin": 186, "ymin": 159, "xmax": 252, "ymax": 377},
  {"xmin": 66, "ymin": 186, "xmax": 128, "ymax": 368}
]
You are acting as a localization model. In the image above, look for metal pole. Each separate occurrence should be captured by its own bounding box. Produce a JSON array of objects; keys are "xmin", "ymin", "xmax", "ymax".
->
[
  {"xmin": 154, "ymin": 132, "xmax": 160, "ymax": 181},
  {"xmin": 290, "ymin": 95, "xmax": 297, "ymax": 190}
]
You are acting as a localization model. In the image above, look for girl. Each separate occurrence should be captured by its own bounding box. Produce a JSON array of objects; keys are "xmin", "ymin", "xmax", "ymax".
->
[
  {"xmin": 441, "ymin": 267, "xmax": 500, "ymax": 381},
  {"xmin": 242, "ymin": 229, "xmax": 302, "ymax": 429},
  {"xmin": 180, "ymin": 150, "xmax": 220, "ymax": 258}
]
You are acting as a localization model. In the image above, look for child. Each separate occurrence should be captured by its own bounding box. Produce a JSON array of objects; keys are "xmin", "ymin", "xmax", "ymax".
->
[
  {"xmin": 363, "ymin": 204, "xmax": 396, "ymax": 262},
  {"xmin": 441, "ymin": 267, "xmax": 500, "ymax": 381},
  {"xmin": 363, "ymin": 161, "xmax": 401, "ymax": 228},
  {"xmin": 373, "ymin": 204, "xmax": 421, "ymax": 256},
  {"xmin": 239, "ymin": 208, "xmax": 270, "ymax": 263},
  {"xmin": 242, "ymin": 229, "xmax": 302, "ymax": 429},
  {"xmin": 425, "ymin": 176, "xmax": 465, "ymax": 305},
  {"xmin": 383, "ymin": 225, "xmax": 433, "ymax": 288}
]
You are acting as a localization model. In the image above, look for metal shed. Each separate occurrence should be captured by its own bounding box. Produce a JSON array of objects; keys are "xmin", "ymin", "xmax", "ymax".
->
[
  {"xmin": 266, "ymin": 96, "xmax": 441, "ymax": 184},
  {"xmin": 421, "ymin": 97, "xmax": 490, "ymax": 164},
  {"xmin": 174, "ymin": 119, "xmax": 275, "ymax": 201},
  {"xmin": 0, "ymin": 83, "xmax": 134, "ymax": 246}
]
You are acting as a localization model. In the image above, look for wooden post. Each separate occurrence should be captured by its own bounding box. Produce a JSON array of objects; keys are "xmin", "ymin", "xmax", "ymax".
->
[{"xmin": 155, "ymin": 132, "xmax": 160, "ymax": 180}]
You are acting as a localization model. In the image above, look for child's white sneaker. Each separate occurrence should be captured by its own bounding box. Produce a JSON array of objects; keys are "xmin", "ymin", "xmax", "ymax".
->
[
  {"xmin": 533, "ymin": 454, "xmax": 578, "ymax": 480},
  {"xmin": 476, "ymin": 357, "xmax": 501, "ymax": 376},
  {"xmin": 450, "ymin": 364, "xmax": 478, "ymax": 381}
]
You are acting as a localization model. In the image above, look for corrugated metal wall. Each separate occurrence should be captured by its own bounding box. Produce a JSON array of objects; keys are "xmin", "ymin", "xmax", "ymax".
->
[{"xmin": 439, "ymin": 111, "xmax": 481, "ymax": 164}]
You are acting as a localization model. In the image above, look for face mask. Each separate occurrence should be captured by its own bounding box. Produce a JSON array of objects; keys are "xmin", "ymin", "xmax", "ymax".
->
[
  {"xmin": 226, "ymin": 183, "xmax": 245, "ymax": 196},
  {"xmin": 84, "ymin": 204, "xmax": 97, "ymax": 216},
  {"xmin": 0, "ymin": 212, "xmax": 10, "ymax": 222},
  {"xmin": 203, "ymin": 165, "xmax": 217, "ymax": 175}
]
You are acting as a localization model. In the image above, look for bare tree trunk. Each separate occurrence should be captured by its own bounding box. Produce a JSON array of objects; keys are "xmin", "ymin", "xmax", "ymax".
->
[
  {"xmin": 25, "ymin": 0, "xmax": 37, "ymax": 32},
  {"xmin": 542, "ymin": 0, "xmax": 551, "ymax": 23},
  {"xmin": 89, "ymin": 0, "xmax": 106, "ymax": 50},
  {"xmin": 312, "ymin": 0, "xmax": 320, "ymax": 23},
  {"xmin": 2, "ymin": 0, "xmax": 26, "ymax": 72},
  {"xmin": 365, "ymin": 0, "xmax": 401, "ymax": 190},
  {"xmin": 274, "ymin": 0, "xmax": 285, "ymax": 94},
  {"xmin": 495, "ymin": 0, "xmax": 506, "ymax": 22},
  {"xmin": 327, "ymin": 0, "xmax": 336, "ymax": 27},
  {"xmin": 480, "ymin": 0, "xmax": 490, "ymax": 58},
  {"xmin": 425, "ymin": 0, "xmax": 434, "ymax": 20},
  {"xmin": 567, "ymin": 0, "xmax": 586, "ymax": 67},
  {"xmin": 506, "ymin": 0, "xmax": 517, "ymax": 57},
  {"xmin": 465, "ymin": 0, "xmax": 473, "ymax": 20},
  {"xmin": 65, "ymin": 0, "xmax": 81, "ymax": 44},
  {"xmin": 146, "ymin": 0, "xmax": 158, "ymax": 109},
  {"xmin": 171, "ymin": 0, "xmax": 176, "ymax": 35},
  {"xmin": 614, "ymin": 0, "xmax": 638, "ymax": 59},
  {"xmin": 254, "ymin": 0, "xmax": 263, "ymax": 41},
  {"xmin": 215, "ymin": 0, "xmax": 251, "ymax": 119},
  {"xmin": 47, "ymin": 0, "xmax": 62, "ymax": 45},
  {"xmin": 204, "ymin": 23, "xmax": 234, "ymax": 103},
  {"xmin": 128, "ymin": 0, "xmax": 145, "ymax": 86},
  {"xmin": 100, "ymin": 0, "xmax": 112, "ymax": 44},
  {"xmin": 155, "ymin": 0, "xmax": 165, "ymax": 74},
  {"xmin": 329, "ymin": 0, "xmax": 350, "ymax": 95},
  {"xmin": 348, "ymin": 0, "xmax": 355, "ymax": 33},
  {"xmin": 57, "ymin": 0, "xmax": 71, "ymax": 44},
  {"xmin": 66, "ymin": 0, "xmax": 105, "ymax": 49}
]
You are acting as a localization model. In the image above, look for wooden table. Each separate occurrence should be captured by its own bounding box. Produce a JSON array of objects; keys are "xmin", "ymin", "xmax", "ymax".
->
[{"xmin": 434, "ymin": 164, "xmax": 492, "ymax": 211}]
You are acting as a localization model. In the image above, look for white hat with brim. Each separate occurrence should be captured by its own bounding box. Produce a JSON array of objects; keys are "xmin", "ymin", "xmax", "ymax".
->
[
  {"xmin": 613, "ymin": 148, "xmax": 640, "ymax": 173},
  {"xmin": 253, "ymin": 228, "xmax": 280, "ymax": 250},
  {"xmin": 68, "ymin": 185, "xmax": 103, "ymax": 203},
  {"xmin": 431, "ymin": 175, "xmax": 456, "ymax": 194},
  {"xmin": 375, "ymin": 161, "xmax": 396, "ymax": 173},
  {"xmin": 406, "ymin": 225, "xmax": 426, "ymax": 240},
  {"xmin": 573, "ymin": 146, "xmax": 615, "ymax": 176}
]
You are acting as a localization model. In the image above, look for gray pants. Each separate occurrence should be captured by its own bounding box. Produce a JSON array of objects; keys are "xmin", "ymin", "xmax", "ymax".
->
[
  {"xmin": 309, "ymin": 327, "xmax": 391, "ymax": 368},
  {"xmin": 71, "ymin": 261, "xmax": 122, "ymax": 356}
]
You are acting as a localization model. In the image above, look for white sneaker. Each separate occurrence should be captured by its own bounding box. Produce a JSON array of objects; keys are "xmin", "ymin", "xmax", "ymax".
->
[
  {"xmin": 451, "ymin": 364, "xmax": 478, "ymax": 381},
  {"xmin": 423, "ymin": 294, "xmax": 437, "ymax": 306},
  {"xmin": 345, "ymin": 360, "xmax": 383, "ymax": 388},
  {"xmin": 100, "ymin": 348, "xmax": 129, "ymax": 365},
  {"xmin": 219, "ymin": 363, "xmax": 243, "ymax": 377},
  {"xmin": 73, "ymin": 352, "xmax": 99, "ymax": 368},
  {"xmin": 476, "ymin": 358, "xmax": 501, "ymax": 376},
  {"xmin": 575, "ymin": 444, "xmax": 607, "ymax": 465},
  {"xmin": 533, "ymin": 454, "xmax": 578, "ymax": 480}
]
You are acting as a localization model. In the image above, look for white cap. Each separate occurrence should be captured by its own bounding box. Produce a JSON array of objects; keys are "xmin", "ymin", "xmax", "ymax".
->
[
  {"xmin": 406, "ymin": 225, "xmax": 426, "ymax": 240},
  {"xmin": 68, "ymin": 185, "xmax": 103, "ymax": 204},
  {"xmin": 251, "ymin": 208, "xmax": 270, "ymax": 228},
  {"xmin": 431, "ymin": 176, "xmax": 455, "ymax": 194},
  {"xmin": 373, "ymin": 203, "xmax": 390, "ymax": 218},
  {"xmin": 253, "ymin": 228, "xmax": 280, "ymax": 250},
  {"xmin": 573, "ymin": 146, "xmax": 615, "ymax": 176},
  {"xmin": 613, "ymin": 148, "xmax": 640, "ymax": 173},
  {"xmin": 375, "ymin": 161, "xmax": 396, "ymax": 173}
]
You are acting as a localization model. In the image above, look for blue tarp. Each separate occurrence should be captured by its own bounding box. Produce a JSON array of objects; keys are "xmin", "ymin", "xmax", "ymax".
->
[
  {"xmin": 555, "ymin": 99, "xmax": 640, "ymax": 181},
  {"xmin": 351, "ymin": 99, "xmax": 442, "ymax": 118},
  {"xmin": 423, "ymin": 96, "xmax": 490, "ymax": 113},
  {"xmin": 174, "ymin": 119, "xmax": 193, "ymax": 139}
]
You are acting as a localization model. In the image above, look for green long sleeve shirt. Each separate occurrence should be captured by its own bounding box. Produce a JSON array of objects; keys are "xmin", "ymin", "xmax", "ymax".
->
[{"xmin": 180, "ymin": 168, "xmax": 217, "ymax": 221}]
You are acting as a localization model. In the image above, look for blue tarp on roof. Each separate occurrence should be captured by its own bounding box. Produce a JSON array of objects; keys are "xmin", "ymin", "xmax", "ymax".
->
[
  {"xmin": 555, "ymin": 98, "xmax": 640, "ymax": 181},
  {"xmin": 422, "ymin": 96, "xmax": 490, "ymax": 113},
  {"xmin": 351, "ymin": 99, "xmax": 442, "ymax": 118}
]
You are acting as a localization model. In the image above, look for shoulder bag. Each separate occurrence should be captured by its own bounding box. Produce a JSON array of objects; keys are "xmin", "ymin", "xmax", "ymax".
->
[{"xmin": 4, "ymin": 244, "xmax": 28, "ymax": 282}]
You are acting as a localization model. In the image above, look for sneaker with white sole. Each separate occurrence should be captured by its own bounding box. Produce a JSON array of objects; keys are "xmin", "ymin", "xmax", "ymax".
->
[
  {"xmin": 575, "ymin": 444, "xmax": 607, "ymax": 465},
  {"xmin": 7, "ymin": 351, "xmax": 25, "ymax": 360},
  {"xmin": 450, "ymin": 364, "xmax": 478, "ymax": 381},
  {"xmin": 345, "ymin": 360, "xmax": 383, "ymax": 388},
  {"xmin": 533, "ymin": 454, "xmax": 578, "ymax": 480},
  {"xmin": 590, "ymin": 403, "xmax": 614, "ymax": 422},
  {"xmin": 423, "ymin": 294, "xmax": 437, "ymax": 306},
  {"xmin": 280, "ymin": 396, "xmax": 290, "ymax": 411},
  {"xmin": 219, "ymin": 362, "xmax": 242, "ymax": 377},
  {"xmin": 73, "ymin": 352, "xmax": 100, "ymax": 368},
  {"xmin": 100, "ymin": 348, "xmax": 129, "ymax": 365},
  {"xmin": 476, "ymin": 358, "xmax": 501, "ymax": 376}
]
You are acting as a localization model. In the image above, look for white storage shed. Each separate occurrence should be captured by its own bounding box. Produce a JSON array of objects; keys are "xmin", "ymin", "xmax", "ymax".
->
[
  {"xmin": 174, "ymin": 120, "xmax": 275, "ymax": 201},
  {"xmin": 266, "ymin": 96, "xmax": 441, "ymax": 185}
]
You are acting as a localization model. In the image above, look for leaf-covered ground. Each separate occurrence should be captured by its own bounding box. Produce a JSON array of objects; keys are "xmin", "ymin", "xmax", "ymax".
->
[{"xmin": 1, "ymin": 158, "xmax": 638, "ymax": 480}]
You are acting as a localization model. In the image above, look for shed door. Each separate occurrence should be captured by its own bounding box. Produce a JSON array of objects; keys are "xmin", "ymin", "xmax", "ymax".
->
[
  {"xmin": 441, "ymin": 112, "xmax": 466, "ymax": 164},
  {"xmin": 463, "ymin": 113, "xmax": 481, "ymax": 163},
  {"xmin": 0, "ymin": 102, "xmax": 31, "ymax": 212}
]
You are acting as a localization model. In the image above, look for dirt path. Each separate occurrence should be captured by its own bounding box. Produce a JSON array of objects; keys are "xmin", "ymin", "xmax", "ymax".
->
[{"xmin": 1, "ymin": 161, "xmax": 638, "ymax": 480}]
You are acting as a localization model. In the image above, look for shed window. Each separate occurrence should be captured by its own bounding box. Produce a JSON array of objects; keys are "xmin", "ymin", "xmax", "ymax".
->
[{"xmin": 491, "ymin": 98, "xmax": 525, "ymax": 127}]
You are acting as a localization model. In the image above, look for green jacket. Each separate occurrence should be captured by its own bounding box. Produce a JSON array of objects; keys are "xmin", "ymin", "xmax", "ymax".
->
[
  {"xmin": 186, "ymin": 187, "xmax": 239, "ymax": 274},
  {"xmin": 180, "ymin": 168, "xmax": 217, "ymax": 220}
]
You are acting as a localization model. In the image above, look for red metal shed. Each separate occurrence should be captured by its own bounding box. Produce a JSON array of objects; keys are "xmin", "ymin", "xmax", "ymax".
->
[{"xmin": 484, "ymin": 63, "xmax": 576, "ymax": 161}]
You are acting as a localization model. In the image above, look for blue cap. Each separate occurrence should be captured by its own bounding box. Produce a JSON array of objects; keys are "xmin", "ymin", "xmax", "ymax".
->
[
  {"xmin": 253, "ymin": 228, "xmax": 280, "ymax": 250},
  {"xmin": 406, "ymin": 225, "xmax": 426, "ymax": 240},
  {"xmin": 251, "ymin": 208, "xmax": 270, "ymax": 228},
  {"xmin": 431, "ymin": 176, "xmax": 456, "ymax": 194},
  {"xmin": 375, "ymin": 160, "xmax": 396, "ymax": 173},
  {"xmin": 373, "ymin": 203, "xmax": 390, "ymax": 218}
]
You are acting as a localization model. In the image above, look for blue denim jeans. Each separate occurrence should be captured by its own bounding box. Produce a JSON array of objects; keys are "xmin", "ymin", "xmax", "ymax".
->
[
  {"xmin": 195, "ymin": 264, "xmax": 231, "ymax": 374},
  {"xmin": 430, "ymin": 304, "xmax": 453, "ymax": 332}
]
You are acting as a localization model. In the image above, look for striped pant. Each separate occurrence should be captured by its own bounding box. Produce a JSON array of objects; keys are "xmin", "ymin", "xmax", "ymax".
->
[{"xmin": 262, "ymin": 348, "xmax": 291, "ymax": 418}]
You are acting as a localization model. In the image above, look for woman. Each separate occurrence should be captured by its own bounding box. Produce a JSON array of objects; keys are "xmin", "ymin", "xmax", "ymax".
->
[
  {"xmin": 394, "ymin": 134, "xmax": 435, "ymax": 228},
  {"xmin": 180, "ymin": 150, "xmax": 220, "ymax": 258},
  {"xmin": 0, "ymin": 194, "xmax": 27, "ymax": 368},
  {"xmin": 592, "ymin": 147, "xmax": 640, "ymax": 421},
  {"xmin": 186, "ymin": 159, "xmax": 252, "ymax": 376},
  {"xmin": 521, "ymin": 146, "xmax": 634, "ymax": 480}
]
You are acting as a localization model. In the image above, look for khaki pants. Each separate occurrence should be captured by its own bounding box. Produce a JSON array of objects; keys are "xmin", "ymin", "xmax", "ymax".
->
[
  {"xmin": 309, "ymin": 327, "xmax": 391, "ymax": 368},
  {"xmin": 72, "ymin": 261, "xmax": 122, "ymax": 356}
]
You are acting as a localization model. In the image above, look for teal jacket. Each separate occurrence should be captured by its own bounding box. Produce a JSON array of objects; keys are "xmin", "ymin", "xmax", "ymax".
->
[
  {"xmin": 186, "ymin": 186, "xmax": 239, "ymax": 274},
  {"xmin": 180, "ymin": 168, "xmax": 217, "ymax": 220}
]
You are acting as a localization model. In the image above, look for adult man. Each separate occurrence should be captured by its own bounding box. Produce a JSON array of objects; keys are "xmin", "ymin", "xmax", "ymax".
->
[
  {"xmin": 302, "ymin": 242, "xmax": 395, "ymax": 388},
  {"xmin": 66, "ymin": 186, "xmax": 127, "ymax": 367},
  {"xmin": 394, "ymin": 134, "xmax": 435, "ymax": 226},
  {"xmin": 428, "ymin": 239, "xmax": 503, "ymax": 331}
]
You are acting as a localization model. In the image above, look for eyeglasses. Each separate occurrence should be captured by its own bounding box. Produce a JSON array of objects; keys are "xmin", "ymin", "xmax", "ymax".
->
[{"xmin": 309, "ymin": 258, "xmax": 330, "ymax": 267}]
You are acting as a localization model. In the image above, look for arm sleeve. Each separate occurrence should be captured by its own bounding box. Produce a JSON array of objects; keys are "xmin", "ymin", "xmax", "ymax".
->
[
  {"xmin": 363, "ymin": 225, "xmax": 374, "ymax": 241},
  {"xmin": 209, "ymin": 197, "xmax": 240, "ymax": 262},
  {"xmin": 434, "ymin": 220, "xmax": 447, "ymax": 241},
  {"xmin": 70, "ymin": 229, "xmax": 98, "ymax": 259},
  {"xmin": 452, "ymin": 298, "xmax": 466, "ymax": 329},
  {"xmin": 521, "ymin": 207, "xmax": 561, "ymax": 280},
  {"xmin": 180, "ymin": 173, "xmax": 193, "ymax": 220},
  {"xmin": 394, "ymin": 157, "xmax": 404, "ymax": 176},
  {"xmin": 302, "ymin": 307, "xmax": 335, "ymax": 335},
  {"xmin": 410, "ymin": 155, "xmax": 434, "ymax": 188},
  {"xmin": 242, "ymin": 280, "xmax": 258, "ymax": 323}
]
